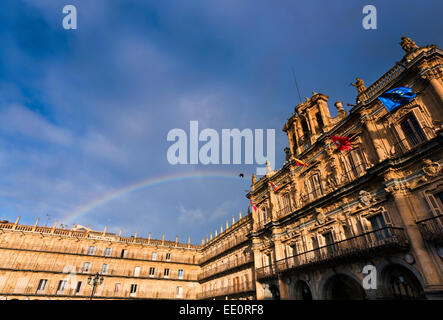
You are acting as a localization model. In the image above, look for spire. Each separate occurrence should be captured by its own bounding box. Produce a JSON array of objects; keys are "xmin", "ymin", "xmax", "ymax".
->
[
  {"xmin": 148, "ymin": 232, "xmax": 151, "ymax": 244},
  {"xmin": 226, "ymin": 220, "xmax": 229, "ymax": 229},
  {"xmin": 232, "ymin": 215, "xmax": 235, "ymax": 225},
  {"xmin": 162, "ymin": 233, "xmax": 165, "ymax": 245},
  {"xmin": 175, "ymin": 235, "xmax": 178, "ymax": 246},
  {"xmin": 239, "ymin": 210, "xmax": 242, "ymax": 219},
  {"xmin": 201, "ymin": 238, "xmax": 205, "ymax": 245}
]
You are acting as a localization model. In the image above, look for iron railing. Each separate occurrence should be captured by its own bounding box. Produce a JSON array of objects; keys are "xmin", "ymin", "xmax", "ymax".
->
[{"xmin": 256, "ymin": 227, "xmax": 408, "ymax": 279}]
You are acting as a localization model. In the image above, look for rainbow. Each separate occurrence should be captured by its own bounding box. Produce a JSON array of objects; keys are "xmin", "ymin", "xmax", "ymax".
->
[{"xmin": 62, "ymin": 169, "xmax": 247, "ymax": 224}]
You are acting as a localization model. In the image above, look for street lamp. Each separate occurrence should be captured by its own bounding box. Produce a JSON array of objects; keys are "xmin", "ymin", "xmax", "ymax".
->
[{"xmin": 87, "ymin": 273, "xmax": 104, "ymax": 300}]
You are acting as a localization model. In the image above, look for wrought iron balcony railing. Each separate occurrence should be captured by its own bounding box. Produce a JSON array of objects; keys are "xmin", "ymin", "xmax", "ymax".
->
[
  {"xmin": 197, "ymin": 281, "xmax": 256, "ymax": 299},
  {"xmin": 417, "ymin": 214, "xmax": 443, "ymax": 243},
  {"xmin": 198, "ymin": 253, "xmax": 253, "ymax": 281},
  {"xmin": 256, "ymin": 227, "xmax": 408, "ymax": 280}
]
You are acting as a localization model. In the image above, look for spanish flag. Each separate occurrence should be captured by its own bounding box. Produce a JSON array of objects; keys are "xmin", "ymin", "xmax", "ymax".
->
[
  {"xmin": 292, "ymin": 155, "xmax": 307, "ymax": 166},
  {"xmin": 269, "ymin": 182, "xmax": 279, "ymax": 192},
  {"xmin": 250, "ymin": 199, "xmax": 257, "ymax": 212}
]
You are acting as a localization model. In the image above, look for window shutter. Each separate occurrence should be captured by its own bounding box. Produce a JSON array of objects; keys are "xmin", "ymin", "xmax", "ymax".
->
[
  {"xmin": 359, "ymin": 216, "xmax": 371, "ymax": 233},
  {"xmin": 425, "ymin": 193, "xmax": 442, "ymax": 216},
  {"xmin": 381, "ymin": 211, "xmax": 393, "ymax": 226}
]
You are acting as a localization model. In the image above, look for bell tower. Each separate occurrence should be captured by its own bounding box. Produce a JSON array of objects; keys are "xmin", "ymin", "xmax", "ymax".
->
[{"xmin": 283, "ymin": 92, "xmax": 332, "ymax": 155}]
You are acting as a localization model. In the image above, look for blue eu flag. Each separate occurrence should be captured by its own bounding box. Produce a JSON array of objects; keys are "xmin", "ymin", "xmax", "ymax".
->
[{"xmin": 378, "ymin": 87, "xmax": 416, "ymax": 112}]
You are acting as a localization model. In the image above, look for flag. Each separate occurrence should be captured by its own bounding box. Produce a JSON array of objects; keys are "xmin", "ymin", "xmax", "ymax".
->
[
  {"xmin": 269, "ymin": 182, "xmax": 279, "ymax": 192},
  {"xmin": 330, "ymin": 135, "xmax": 351, "ymax": 151},
  {"xmin": 378, "ymin": 87, "xmax": 416, "ymax": 112},
  {"xmin": 292, "ymin": 155, "xmax": 307, "ymax": 166},
  {"xmin": 249, "ymin": 199, "xmax": 257, "ymax": 212}
]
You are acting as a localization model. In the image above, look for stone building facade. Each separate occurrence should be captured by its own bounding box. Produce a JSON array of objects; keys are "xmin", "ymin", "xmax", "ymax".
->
[
  {"xmin": 0, "ymin": 37, "xmax": 442, "ymax": 300},
  {"xmin": 249, "ymin": 37, "xmax": 443, "ymax": 300}
]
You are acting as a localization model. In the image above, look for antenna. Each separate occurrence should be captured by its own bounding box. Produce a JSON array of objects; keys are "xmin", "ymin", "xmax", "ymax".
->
[{"xmin": 291, "ymin": 66, "xmax": 302, "ymax": 104}]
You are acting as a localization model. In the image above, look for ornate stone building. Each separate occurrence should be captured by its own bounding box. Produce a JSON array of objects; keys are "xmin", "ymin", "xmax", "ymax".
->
[
  {"xmin": 0, "ymin": 219, "xmax": 201, "ymax": 300},
  {"xmin": 0, "ymin": 37, "xmax": 442, "ymax": 300},
  {"xmin": 249, "ymin": 37, "xmax": 443, "ymax": 300}
]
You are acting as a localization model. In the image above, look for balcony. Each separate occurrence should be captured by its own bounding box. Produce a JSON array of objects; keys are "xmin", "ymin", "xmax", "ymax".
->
[
  {"xmin": 417, "ymin": 214, "xmax": 443, "ymax": 243},
  {"xmin": 198, "ymin": 253, "xmax": 253, "ymax": 281},
  {"xmin": 199, "ymin": 233, "xmax": 251, "ymax": 265},
  {"xmin": 257, "ymin": 227, "xmax": 408, "ymax": 280},
  {"xmin": 197, "ymin": 281, "xmax": 256, "ymax": 299},
  {"xmin": 390, "ymin": 126, "xmax": 435, "ymax": 158}
]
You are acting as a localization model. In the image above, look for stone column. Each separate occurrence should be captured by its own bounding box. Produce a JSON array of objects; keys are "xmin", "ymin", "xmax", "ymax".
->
[
  {"xmin": 361, "ymin": 115, "xmax": 386, "ymax": 162},
  {"xmin": 385, "ymin": 183, "xmax": 443, "ymax": 297},
  {"xmin": 273, "ymin": 239, "xmax": 290, "ymax": 299},
  {"xmin": 252, "ymin": 241, "xmax": 265, "ymax": 300}
]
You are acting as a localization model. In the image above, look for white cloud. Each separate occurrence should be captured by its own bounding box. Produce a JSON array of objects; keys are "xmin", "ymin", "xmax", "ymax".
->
[{"xmin": 0, "ymin": 104, "xmax": 73, "ymax": 146}]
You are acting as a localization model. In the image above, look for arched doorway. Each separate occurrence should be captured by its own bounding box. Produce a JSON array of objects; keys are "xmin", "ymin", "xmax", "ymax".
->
[
  {"xmin": 269, "ymin": 284, "xmax": 280, "ymax": 300},
  {"xmin": 382, "ymin": 264, "xmax": 424, "ymax": 300},
  {"xmin": 294, "ymin": 281, "xmax": 312, "ymax": 300},
  {"xmin": 323, "ymin": 274, "xmax": 366, "ymax": 300}
]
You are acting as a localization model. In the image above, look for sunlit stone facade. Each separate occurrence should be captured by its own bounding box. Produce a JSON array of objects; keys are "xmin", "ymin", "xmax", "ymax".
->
[{"xmin": 0, "ymin": 37, "xmax": 442, "ymax": 300}]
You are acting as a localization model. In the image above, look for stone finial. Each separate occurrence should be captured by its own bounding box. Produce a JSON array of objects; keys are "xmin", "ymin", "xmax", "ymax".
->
[
  {"xmin": 14, "ymin": 216, "xmax": 20, "ymax": 225},
  {"xmin": 210, "ymin": 233, "xmax": 213, "ymax": 240},
  {"xmin": 102, "ymin": 226, "xmax": 107, "ymax": 236},
  {"xmin": 266, "ymin": 160, "xmax": 272, "ymax": 174},
  {"xmin": 175, "ymin": 235, "xmax": 178, "ymax": 246},
  {"xmin": 252, "ymin": 173, "xmax": 256, "ymax": 185},
  {"xmin": 334, "ymin": 101, "xmax": 344, "ymax": 111},
  {"xmin": 226, "ymin": 220, "xmax": 229, "ymax": 229},
  {"xmin": 215, "ymin": 229, "xmax": 218, "ymax": 237},
  {"xmin": 351, "ymin": 78, "xmax": 366, "ymax": 94},
  {"xmin": 232, "ymin": 215, "xmax": 235, "ymax": 225},
  {"xmin": 148, "ymin": 232, "xmax": 151, "ymax": 244},
  {"xmin": 118, "ymin": 228, "xmax": 122, "ymax": 238},
  {"xmin": 400, "ymin": 36, "xmax": 419, "ymax": 53},
  {"xmin": 188, "ymin": 236, "xmax": 191, "ymax": 248},
  {"xmin": 201, "ymin": 238, "xmax": 205, "ymax": 245},
  {"xmin": 33, "ymin": 218, "xmax": 39, "ymax": 227},
  {"xmin": 239, "ymin": 210, "xmax": 242, "ymax": 219},
  {"xmin": 206, "ymin": 235, "xmax": 209, "ymax": 242}
]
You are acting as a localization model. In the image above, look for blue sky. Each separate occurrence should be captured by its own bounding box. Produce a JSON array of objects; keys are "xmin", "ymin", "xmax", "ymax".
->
[{"xmin": 0, "ymin": 0, "xmax": 442, "ymax": 244}]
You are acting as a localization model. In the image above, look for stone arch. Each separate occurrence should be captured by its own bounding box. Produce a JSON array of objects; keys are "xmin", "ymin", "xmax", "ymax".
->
[
  {"xmin": 319, "ymin": 270, "xmax": 367, "ymax": 300},
  {"xmin": 377, "ymin": 260, "xmax": 425, "ymax": 300},
  {"xmin": 293, "ymin": 280, "xmax": 313, "ymax": 300}
]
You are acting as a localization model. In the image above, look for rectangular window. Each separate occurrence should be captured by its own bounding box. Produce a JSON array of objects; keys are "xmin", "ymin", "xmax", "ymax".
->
[
  {"xmin": 104, "ymin": 248, "xmax": 112, "ymax": 257},
  {"xmin": 310, "ymin": 174, "xmax": 323, "ymax": 199},
  {"xmin": 130, "ymin": 284, "xmax": 137, "ymax": 294},
  {"xmin": 400, "ymin": 114, "xmax": 426, "ymax": 147},
  {"xmin": 82, "ymin": 262, "xmax": 91, "ymax": 272},
  {"xmin": 87, "ymin": 246, "xmax": 95, "ymax": 255},
  {"xmin": 134, "ymin": 266, "xmax": 140, "ymax": 277},
  {"xmin": 37, "ymin": 279, "xmax": 47, "ymax": 292},
  {"xmin": 166, "ymin": 253, "xmax": 171, "ymax": 261},
  {"xmin": 75, "ymin": 281, "xmax": 82, "ymax": 294},
  {"xmin": 164, "ymin": 268, "xmax": 170, "ymax": 278},
  {"xmin": 149, "ymin": 267, "xmax": 155, "ymax": 277},
  {"xmin": 151, "ymin": 252, "xmax": 157, "ymax": 260},
  {"xmin": 178, "ymin": 269, "xmax": 184, "ymax": 279},
  {"xmin": 101, "ymin": 264, "xmax": 108, "ymax": 274},
  {"xmin": 368, "ymin": 214, "xmax": 390, "ymax": 240},
  {"xmin": 176, "ymin": 286, "xmax": 183, "ymax": 298},
  {"xmin": 57, "ymin": 280, "xmax": 67, "ymax": 293},
  {"xmin": 121, "ymin": 249, "xmax": 127, "ymax": 258}
]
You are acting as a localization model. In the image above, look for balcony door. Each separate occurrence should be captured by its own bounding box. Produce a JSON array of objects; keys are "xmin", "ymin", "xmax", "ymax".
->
[{"xmin": 368, "ymin": 214, "xmax": 390, "ymax": 241}]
